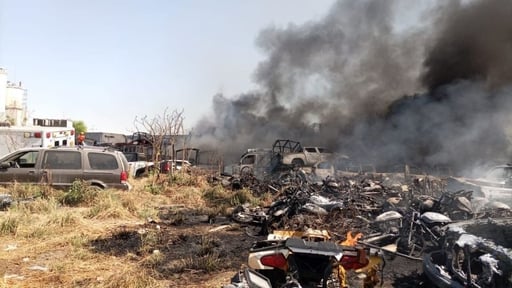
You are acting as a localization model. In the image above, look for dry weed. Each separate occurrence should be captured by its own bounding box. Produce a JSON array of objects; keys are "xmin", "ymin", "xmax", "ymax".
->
[
  {"xmin": 95, "ymin": 266, "xmax": 163, "ymax": 288},
  {"xmin": 0, "ymin": 172, "xmax": 232, "ymax": 288}
]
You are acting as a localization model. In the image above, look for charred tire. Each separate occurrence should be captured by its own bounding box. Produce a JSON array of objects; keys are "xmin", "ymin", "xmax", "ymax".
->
[
  {"xmin": 231, "ymin": 206, "xmax": 254, "ymax": 224},
  {"xmin": 240, "ymin": 166, "xmax": 253, "ymax": 177},
  {"xmin": 291, "ymin": 158, "xmax": 305, "ymax": 167}
]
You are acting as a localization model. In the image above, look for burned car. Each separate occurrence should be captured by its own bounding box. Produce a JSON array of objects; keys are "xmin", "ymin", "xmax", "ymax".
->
[
  {"xmin": 447, "ymin": 164, "xmax": 512, "ymax": 209},
  {"xmin": 423, "ymin": 218, "xmax": 512, "ymax": 287}
]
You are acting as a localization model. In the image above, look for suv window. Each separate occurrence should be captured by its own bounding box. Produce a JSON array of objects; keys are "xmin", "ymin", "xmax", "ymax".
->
[
  {"xmin": 88, "ymin": 152, "xmax": 119, "ymax": 170},
  {"xmin": 19, "ymin": 151, "xmax": 38, "ymax": 168},
  {"xmin": 1, "ymin": 150, "xmax": 39, "ymax": 168},
  {"xmin": 124, "ymin": 153, "xmax": 136, "ymax": 162},
  {"xmin": 43, "ymin": 151, "xmax": 82, "ymax": 169},
  {"xmin": 317, "ymin": 148, "xmax": 331, "ymax": 153},
  {"xmin": 241, "ymin": 155, "xmax": 255, "ymax": 165}
]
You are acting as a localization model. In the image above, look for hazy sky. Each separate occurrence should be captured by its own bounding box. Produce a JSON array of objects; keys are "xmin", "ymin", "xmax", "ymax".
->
[{"xmin": 0, "ymin": 0, "xmax": 336, "ymax": 133}]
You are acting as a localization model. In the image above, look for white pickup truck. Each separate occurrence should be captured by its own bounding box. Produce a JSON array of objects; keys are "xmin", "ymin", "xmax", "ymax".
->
[
  {"xmin": 281, "ymin": 146, "xmax": 333, "ymax": 167},
  {"xmin": 123, "ymin": 152, "xmax": 155, "ymax": 178}
]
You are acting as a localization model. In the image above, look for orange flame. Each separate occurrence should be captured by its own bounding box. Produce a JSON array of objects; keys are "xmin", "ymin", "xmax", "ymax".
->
[{"xmin": 340, "ymin": 231, "xmax": 363, "ymax": 246}]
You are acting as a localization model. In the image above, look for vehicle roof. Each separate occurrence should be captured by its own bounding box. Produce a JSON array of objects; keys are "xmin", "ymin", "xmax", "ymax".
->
[
  {"xmin": 0, "ymin": 126, "xmax": 73, "ymax": 132},
  {"xmin": 7, "ymin": 146, "xmax": 121, "ymax": 153},
  {"xmin": 498, "ymin": 163, "xmax": 512, "ymax": 166},
  {"xmin": 489, "ymin": 164, "xmax": 512, "ymax": 169}
]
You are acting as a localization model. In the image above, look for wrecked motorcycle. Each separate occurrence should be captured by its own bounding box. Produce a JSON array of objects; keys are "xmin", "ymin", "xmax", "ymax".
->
[
  {"xmin": 231, "ymin": 186, "xmax": 311, "ymax": 235},
  {"xmin": 430, "ymin": 190, "xmax": 473, "ymax": 221},
  {"xmin": 278, "ymin": 167, "xmax": 308, "ymax": 187},
  {"xmin": 372, "ymin": 208, "xmax": 452, "ymax": 260},
  {"xmin": 398, "ymin": 208, "xmax": 452, "ymax": 259},
  {"xmin": 231, "ymin": 187, "xmax": 343, "ymax": 235},
  {"xmin": 310, "ymin": 175, "xmax": 341, "ymax": 195}
]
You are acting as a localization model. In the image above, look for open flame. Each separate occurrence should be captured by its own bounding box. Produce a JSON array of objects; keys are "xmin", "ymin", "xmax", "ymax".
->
[{"xmin": 341, "ymin": 231, "xmax": 363, "ymax": 246}]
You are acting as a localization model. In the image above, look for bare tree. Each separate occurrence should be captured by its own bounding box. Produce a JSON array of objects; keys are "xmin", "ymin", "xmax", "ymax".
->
[{"xmin": 133, "ymin": 108, "xmax": 185, "ymax": 181}]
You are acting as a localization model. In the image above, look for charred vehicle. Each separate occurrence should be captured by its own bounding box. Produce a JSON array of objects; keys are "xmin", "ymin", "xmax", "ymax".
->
[
  {"xmin": 276, "ymin": 140, "xmax": 333, "ymax": 167},
  {"xmin": 447, "ymin": 164, "xmax": 512, "ymax": 209},
  {"xmin": 231, "ymin": 139, "xmax": 343, "ymax": 182},
  {"xmin": 235, "ymin": 148, "xmax": 276, "ymax": 181},
  {"xmin": 423, "ymin": 218, "xmax": 512, "ymax": 287}
]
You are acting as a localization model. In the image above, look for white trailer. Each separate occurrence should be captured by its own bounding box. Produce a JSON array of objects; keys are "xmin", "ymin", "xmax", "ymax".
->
[{"xmin": 0, "ymin": 126, "xmax": 75, "ymax": 157}]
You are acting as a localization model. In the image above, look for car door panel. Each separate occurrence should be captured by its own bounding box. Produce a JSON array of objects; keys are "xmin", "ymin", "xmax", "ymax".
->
[{"xmin": 0, "ymin": 150, "xmax": 41, "ymax": 185}]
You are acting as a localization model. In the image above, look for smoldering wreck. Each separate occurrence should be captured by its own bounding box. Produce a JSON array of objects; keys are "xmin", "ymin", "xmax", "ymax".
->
[{"xmin": 195, "ymin": 0, "xmax": 512, "ymax": 287}]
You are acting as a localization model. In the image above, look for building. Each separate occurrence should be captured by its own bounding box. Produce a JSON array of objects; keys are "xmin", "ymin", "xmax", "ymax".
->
[
  {"xmin": 85, "ymin": 132, "xmax": 127, "ymax": 146},
  {"xmin": 0, "ymin": 68, "xmax": 28, "ymax": 126}
]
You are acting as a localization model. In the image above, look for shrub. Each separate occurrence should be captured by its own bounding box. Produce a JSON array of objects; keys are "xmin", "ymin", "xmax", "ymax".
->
[
  {"xmin": 168, "ymin": 172, "xmax": 198, "ymax": 186},
  {"xmin": 230, "ymin": 189, "xmax": 257, "ymax": 206},
  {"xmin": 145, "ymin": 184, "xmax": 163, "ymax": 195},
  {"xmin": 59, "ymin": 180, "xmax": 99, "ymax": 206}
]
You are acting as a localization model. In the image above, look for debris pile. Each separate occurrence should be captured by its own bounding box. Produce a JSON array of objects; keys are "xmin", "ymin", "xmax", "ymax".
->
[{"xmin": 223, "ymin": 166, "xmax": 512, "ymax": 287}]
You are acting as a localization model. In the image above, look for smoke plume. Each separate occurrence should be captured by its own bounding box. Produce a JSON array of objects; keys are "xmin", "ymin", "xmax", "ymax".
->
[{"xmin": 194, "ymin": 0, "xmax": 512, "ymax": 173}]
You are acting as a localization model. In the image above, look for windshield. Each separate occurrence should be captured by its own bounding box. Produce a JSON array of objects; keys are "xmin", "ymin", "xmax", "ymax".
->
[
  {"xmin": 123, "ymin": 153, "xmax": 137, "ymax": 162},
  {"xmin": 485, "ymin": 166, "xmax": 512, "ymax": 182}
]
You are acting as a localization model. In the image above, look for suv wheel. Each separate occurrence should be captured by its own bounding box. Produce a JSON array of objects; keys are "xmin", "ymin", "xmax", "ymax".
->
[{"xmin": 291, "ymin": 158, "xmax": 305, "ymax": 167}]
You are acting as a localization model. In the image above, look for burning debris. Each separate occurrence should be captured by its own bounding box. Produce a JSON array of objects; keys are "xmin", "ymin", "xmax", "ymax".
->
[
  {"xmin": 220, "ymin": 162, "xmax": 512, "ymax": 287},
  {"xmin": 224, "ymin": 228, "xmax": 384, "ymax": 288},
  {"xmin": 194, "ymin": 0, "xmax": 512, "ymax": 177},
  {"xmin": 197, "ymin": 0, "xmax": 512, "ymax": 286}
]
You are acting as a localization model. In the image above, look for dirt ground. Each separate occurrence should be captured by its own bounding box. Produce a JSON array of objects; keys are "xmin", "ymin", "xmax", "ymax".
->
[
  {"xmin": 1, "ymin": 171, "xmax": 436, "ymax": 288},
  {"xmin": 91, "ymin": 208, "xmax": 428, "ymax": 288}
]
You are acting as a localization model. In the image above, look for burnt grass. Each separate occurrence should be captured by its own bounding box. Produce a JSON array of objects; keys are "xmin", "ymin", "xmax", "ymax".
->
[{"xmin": 86, "ymin": 207, "xmax": 427, "ymax": 287}]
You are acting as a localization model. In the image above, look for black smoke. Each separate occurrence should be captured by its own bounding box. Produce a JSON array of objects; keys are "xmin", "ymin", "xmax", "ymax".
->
[{"xmin": 194, "ymin": 0, "xmax": 512, "ymax": 173}]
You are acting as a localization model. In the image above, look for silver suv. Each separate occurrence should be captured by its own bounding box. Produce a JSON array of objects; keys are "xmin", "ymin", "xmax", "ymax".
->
[{"xmin": 0, "ymin": 146, "xmax": 131, "ymax": 190}]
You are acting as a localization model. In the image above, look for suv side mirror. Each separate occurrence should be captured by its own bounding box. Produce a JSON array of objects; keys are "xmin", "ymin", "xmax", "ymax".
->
[{"xmin": 0, "ymin": 162, "xmax": 11, "ymax": 169}]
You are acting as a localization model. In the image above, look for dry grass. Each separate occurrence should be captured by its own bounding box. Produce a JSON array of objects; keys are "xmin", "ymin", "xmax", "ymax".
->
[{"xmin": 0, "ymin": 175, "xmax": 240, "ymax": 288}]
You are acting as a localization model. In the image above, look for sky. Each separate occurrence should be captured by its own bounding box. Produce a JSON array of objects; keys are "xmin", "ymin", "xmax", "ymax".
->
[
  {"xmin": 4, "ymin": 0, "xmax": 508, "ymax": 173},
  {"xmin": 0, "ymin": 0, "xmax": 337, "ymax": 134}
]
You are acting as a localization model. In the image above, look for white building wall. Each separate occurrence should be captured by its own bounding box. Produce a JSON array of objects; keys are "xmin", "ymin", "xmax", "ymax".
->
[
  {"xmin": 0, "ymin": 68, "xmax": 7, "ymax": 120},
  {"xmin": 6, "ymin": 83, "xmax": 25, "ymax": 126}
]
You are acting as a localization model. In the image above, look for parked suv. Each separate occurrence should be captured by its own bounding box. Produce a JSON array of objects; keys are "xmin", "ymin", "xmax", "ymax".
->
[{"xmin": 0, "ymin": 146, "xmax": 131, "ymax": 190}]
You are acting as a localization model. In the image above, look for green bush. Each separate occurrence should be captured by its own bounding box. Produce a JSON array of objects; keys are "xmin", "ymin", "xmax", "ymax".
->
[
  {"xmin": 145, "ymin": 184, "xmax": 163, "ymax": 195},
  {"xmin": 59, "ymin": 180, "xmax": 99, "ymax": 206}
]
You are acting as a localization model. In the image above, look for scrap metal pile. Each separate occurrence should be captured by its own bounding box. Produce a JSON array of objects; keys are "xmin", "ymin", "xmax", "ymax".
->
[{"xmin": 216, "ymin": 167, "xmax": 512, "ymax": 287}]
